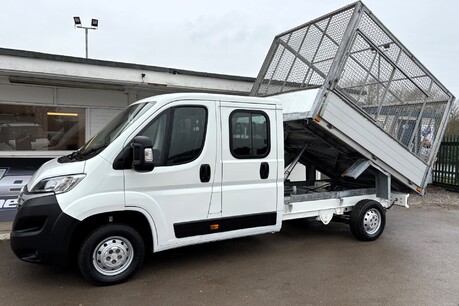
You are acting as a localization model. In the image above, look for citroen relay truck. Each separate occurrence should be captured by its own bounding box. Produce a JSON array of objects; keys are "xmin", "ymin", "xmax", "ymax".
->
[{"xmin": 10, "ymin": 2, "xmax": 455, "ymax": 285}]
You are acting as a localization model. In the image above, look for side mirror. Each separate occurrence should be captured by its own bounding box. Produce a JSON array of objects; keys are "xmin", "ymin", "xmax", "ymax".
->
[{"xmin": 131, "ymin": 136, "xmax": 154, "ymax": 172}]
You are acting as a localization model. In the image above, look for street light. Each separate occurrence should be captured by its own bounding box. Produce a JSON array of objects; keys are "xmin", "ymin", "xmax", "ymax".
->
[{"xmin": 73, "ymin": 17, "xmax": 99, "ymax": 59}]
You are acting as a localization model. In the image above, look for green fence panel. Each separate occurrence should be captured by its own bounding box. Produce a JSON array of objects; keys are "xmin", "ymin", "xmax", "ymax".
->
[{"xmin": 433, "ymin": 135, "xmax": 459, "ymax": 190}]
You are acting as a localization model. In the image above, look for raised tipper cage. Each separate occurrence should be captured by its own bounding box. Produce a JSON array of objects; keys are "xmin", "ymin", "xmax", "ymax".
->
[{"xmin": 252, "ymin": 1, "xmax": 455, "ymax": 194}]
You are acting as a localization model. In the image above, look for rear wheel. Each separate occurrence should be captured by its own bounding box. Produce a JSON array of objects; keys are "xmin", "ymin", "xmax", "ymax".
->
[
  {"xmin": 350, "ymin": 200, "xmax": 386, "ymax": 241},
  {"xmin": 78, "ymin": 224, "xmax": 145, "ymax": 285}
]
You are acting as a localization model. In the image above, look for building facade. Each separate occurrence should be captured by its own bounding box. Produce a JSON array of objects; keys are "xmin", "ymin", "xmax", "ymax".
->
[{"xmin": 0, "ymin": 48, "xmax": 254, "ymax": 220}]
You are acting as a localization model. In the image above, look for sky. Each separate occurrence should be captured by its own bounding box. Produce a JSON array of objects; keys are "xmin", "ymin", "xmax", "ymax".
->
[{"xmin": 0, "ymin": 0, "xmax": 458, "ymax": 98}]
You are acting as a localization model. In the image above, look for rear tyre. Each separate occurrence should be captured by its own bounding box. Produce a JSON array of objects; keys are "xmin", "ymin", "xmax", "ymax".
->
[
  {"xmin": 350, "ymin": 200, "xmax": 386, "ymax": 241},
  {"xmin": 78, "ymin": 224, "xmax": 145, "ymax": 285}
]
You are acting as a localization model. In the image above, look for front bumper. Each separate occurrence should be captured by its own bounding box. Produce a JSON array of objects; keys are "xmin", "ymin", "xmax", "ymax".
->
[{"xmin": 10, "ymin": 188, "xmax": 80, "ymax": 265}]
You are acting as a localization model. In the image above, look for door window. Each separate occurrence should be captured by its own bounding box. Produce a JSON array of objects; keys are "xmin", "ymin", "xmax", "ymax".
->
[
  {"xmin": 230, "ymin": 110, "xmax": 270, "ymax": 158},
  {"xmin": 140, "ymin": 106, "xmax": 207, "ymax": 166}
]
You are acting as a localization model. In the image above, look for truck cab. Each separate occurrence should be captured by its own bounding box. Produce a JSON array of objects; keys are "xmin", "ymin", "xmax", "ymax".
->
[{"xmin": 10, "ymin": 93, "xmax": 284, "ymax": 285}]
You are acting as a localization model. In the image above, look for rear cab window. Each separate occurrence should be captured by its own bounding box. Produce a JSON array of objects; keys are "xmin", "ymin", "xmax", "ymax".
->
[{"xmin": 229, "ymin": 110, "xmax": 270, "ymax": 159}]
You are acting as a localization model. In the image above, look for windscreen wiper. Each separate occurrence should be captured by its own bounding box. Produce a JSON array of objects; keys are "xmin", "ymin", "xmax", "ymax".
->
[{"xmin": 78, "ymin": 145, "xmax": 108, "ymax": 158}]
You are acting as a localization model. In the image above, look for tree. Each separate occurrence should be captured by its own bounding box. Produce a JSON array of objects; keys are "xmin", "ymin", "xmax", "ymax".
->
[{"xmin": 445, "ymin": 102, "xmax": 459, "ymax": 136}]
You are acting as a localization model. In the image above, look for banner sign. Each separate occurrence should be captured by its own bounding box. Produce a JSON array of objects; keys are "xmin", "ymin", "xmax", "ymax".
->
[{"xmin": 0, "ymin": 158, "xmax": 51, "ymax": 221}]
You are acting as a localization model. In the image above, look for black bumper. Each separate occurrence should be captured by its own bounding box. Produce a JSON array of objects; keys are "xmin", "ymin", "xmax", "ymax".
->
[{"xmin": 10, "ymin": 189, "xmax": 80, "ymax": 266}]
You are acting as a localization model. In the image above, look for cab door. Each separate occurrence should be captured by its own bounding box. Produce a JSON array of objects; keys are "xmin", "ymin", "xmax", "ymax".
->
[
  {"xmin": 124, "ymin": 100, "xmax": 218, "ymax": 246},
  {"xmin": 219, "ymin": 102, "xmax": 278, "ymax": 234}
]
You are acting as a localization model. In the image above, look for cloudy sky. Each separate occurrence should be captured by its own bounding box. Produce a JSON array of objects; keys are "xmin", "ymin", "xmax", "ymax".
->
[{"xmin": 0, "ymin": 0, "xmax": 458, "ymax": 97}]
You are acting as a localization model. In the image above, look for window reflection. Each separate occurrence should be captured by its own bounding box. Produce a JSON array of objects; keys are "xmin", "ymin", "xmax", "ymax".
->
[{"xmin": 0, "ymin": 104, "xmax": 85, "ymax": 151}]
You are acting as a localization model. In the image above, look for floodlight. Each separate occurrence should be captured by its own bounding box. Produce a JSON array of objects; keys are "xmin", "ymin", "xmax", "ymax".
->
[
  {"xmin": 73, "ymin": 16, "xmax": 81, "ymax": 26},
  {"xmin": 73, "ymin": 17, "xmax": 99, "ymax": 58}
]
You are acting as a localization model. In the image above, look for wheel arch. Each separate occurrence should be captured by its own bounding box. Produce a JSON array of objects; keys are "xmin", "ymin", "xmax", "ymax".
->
[{"xmin": 69, "ymin": 210, "xmax": 156, "ymax": 263}]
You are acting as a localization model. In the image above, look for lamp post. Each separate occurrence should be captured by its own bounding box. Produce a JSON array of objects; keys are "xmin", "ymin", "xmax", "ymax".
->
[{"xmin": 73, "ymin": 17, "xmax": 98, "ymax": 59}]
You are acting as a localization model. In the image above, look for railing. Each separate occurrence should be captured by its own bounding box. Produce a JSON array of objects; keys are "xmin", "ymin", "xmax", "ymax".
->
[{"xmin": 433, "ymin": 135, "xmax": 459, "ymax": 191}]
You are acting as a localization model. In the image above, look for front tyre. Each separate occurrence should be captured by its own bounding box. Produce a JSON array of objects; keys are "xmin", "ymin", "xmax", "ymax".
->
[
  {"xmin": 78, "ymin": 224, "xmax": 145, "ymax": 285},
  {"xmin": 350, "ymin": 200, "xmax": 386, "ymax": 241}
]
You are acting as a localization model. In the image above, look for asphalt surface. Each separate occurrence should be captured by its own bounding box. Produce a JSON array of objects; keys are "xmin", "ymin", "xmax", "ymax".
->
[{"xmin": 0, "ymin": 206, "xmax": 458, "ymax": 305}]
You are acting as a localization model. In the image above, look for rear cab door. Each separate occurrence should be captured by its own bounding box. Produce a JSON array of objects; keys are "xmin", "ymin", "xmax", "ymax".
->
[{"xmin": 219, "ymin": 100, "xmax": 281, "ymax": 237}]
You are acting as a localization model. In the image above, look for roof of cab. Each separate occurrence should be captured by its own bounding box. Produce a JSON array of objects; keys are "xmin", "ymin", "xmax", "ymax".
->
[{"xmin": 133, "ymin": 92, "xmax": 282, "ymax": 108}]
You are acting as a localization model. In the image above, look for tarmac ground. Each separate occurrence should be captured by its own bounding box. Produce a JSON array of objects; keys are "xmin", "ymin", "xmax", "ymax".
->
[{"xmin": 0, "ymin": 204, "xmax": 458, "ymax": 305}]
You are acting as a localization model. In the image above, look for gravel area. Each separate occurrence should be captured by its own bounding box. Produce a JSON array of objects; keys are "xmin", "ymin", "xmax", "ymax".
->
[{"xmin": 408, "ymin": 185, "xmax": 459, "ymax": 209}]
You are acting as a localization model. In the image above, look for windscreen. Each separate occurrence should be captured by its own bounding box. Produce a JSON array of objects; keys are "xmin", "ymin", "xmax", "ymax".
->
[{"xmin": 70, "ymin": 102, "xmax": 154, "ymax": 160}]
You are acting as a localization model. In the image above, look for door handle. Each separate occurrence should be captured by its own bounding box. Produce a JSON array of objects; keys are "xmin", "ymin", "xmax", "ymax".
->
[
  {"xmin": 260, "ymin": 162, "xmax": 269, "ymax": 179},
  {"xmin": 200, "ymin": 164, "xmax": 211, "ymax": 183}
]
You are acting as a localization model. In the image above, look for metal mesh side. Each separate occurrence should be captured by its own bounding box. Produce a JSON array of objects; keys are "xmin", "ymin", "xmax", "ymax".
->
[
  {"xmin": 252, "ymin": 5, "xmax": 356, "ymax": 96},
  {"xmin": 252, "ymin": 2, "xmax": 454, "ymax": 166},
  {"xmin": 335, "ymin": 10, "xmax": 452, "ymax": 161}
]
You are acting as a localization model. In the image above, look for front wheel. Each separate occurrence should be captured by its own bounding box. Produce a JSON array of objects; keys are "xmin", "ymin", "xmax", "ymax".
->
[
  {"xmin": 78, "ymin": 224, "xmax": 145, "ymax": 285},
  {"xmin": 349, "ymin": 200, "xmax": 386, "ymax": 241}
]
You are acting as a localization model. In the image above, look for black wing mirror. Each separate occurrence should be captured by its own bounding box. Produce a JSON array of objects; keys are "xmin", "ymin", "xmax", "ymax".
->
[{"xmin": 132, "ymin": 136, "xmax": 154, "ymax": 172}]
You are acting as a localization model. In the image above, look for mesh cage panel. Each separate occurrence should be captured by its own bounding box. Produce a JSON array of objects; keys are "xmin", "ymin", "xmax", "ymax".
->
[
  {"xmin": 272, "ymin": 47, "xmax": 296, "ymax": 85},
  {"xmin": 416, "ymin": 101, "xmax": 448, "ymax": 158},
  {"xmin": 252, "ymin": 5, "xmax": 355, "ymax": 96},
  {"xmin": 299, "ymin": 26, "xmax": 322, "ymax": 62},
  {"xmin": 335, "ymin": 11, "xmax": 452, "ymax": 160},
  {"xmin": 288, "ymin": 27, "xmax": 308, "ymax": 52},
  {"xmin": 252, "ymin": 2, "xmax": 454, "ymax": 164}
]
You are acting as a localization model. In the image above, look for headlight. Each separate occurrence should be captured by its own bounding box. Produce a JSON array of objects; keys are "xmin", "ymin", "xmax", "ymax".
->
[{"xmin": 30, "ymin": 174, "xmax": 86, "ymax": 194}]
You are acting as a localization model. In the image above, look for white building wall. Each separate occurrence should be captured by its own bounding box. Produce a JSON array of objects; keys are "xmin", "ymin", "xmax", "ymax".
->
[
  {"xmin": 0, "ymin": 84, "xmax": 54, "ymax": 105},
  {"xmin": 0, "ymin": 55, "xmax": 253, "ymax": 94},
  {"xmin": 56, "ymin": 88, "xmax": 127, "ymax": 108}
]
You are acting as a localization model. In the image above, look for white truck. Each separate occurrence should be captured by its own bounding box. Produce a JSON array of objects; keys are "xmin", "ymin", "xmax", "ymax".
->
[{"xmin": 10, "ymin": 2, "xmax": 455, "ymax": 285}]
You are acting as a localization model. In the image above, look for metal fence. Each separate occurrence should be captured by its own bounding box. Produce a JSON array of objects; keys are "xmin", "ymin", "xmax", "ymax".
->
[
  {"xmin": 251, "ymin": 1, "xmax": 455, "ymax": 164},
  {"xmin": 433, "ymin": 136, "xmax": 459, "ymax": 190}
]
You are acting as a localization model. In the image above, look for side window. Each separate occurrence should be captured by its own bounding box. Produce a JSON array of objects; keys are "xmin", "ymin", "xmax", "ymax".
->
[
  {"xmin": 139, "ymin": 106, "xmax": 207, "ymax": 166},
  {"xmin": 140, "ymin": 111, "xmax": 168, "ymax": 165},
  {"xmin": 167, "ymin": 107, "xmax": 207, "ymax": 165},
  {"xmin": 230, "ymin": 110, "xmax": 270, "ymax": 159}
]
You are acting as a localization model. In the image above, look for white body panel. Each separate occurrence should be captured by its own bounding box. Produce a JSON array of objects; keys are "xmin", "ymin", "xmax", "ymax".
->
[
  {"xmin": 27, "ymin": 158, "xmax": 85, "ymax": 190},
  {"xmin": 278, "ymin": 88, "xmax": 318, "ymax": 121},
  {"xmin": 124, "ymin": 99, "xmax": 218, "ymax": 246},
  {"xmin": 220, "ymin": 102, "xmax": 278, "ymax": 217},
  {"xmin": 320, "ymin": 92, "xmax": 426, "ymax": 187},
  {"xmin": 57, "ymin": 155, "xmax": 124, "ymax": 221}
]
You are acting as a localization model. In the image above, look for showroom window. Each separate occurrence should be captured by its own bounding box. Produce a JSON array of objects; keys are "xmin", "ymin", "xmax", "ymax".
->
[{"xmin": 0, "ymin": 104, "xmax": 86, "ymax": 151}]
